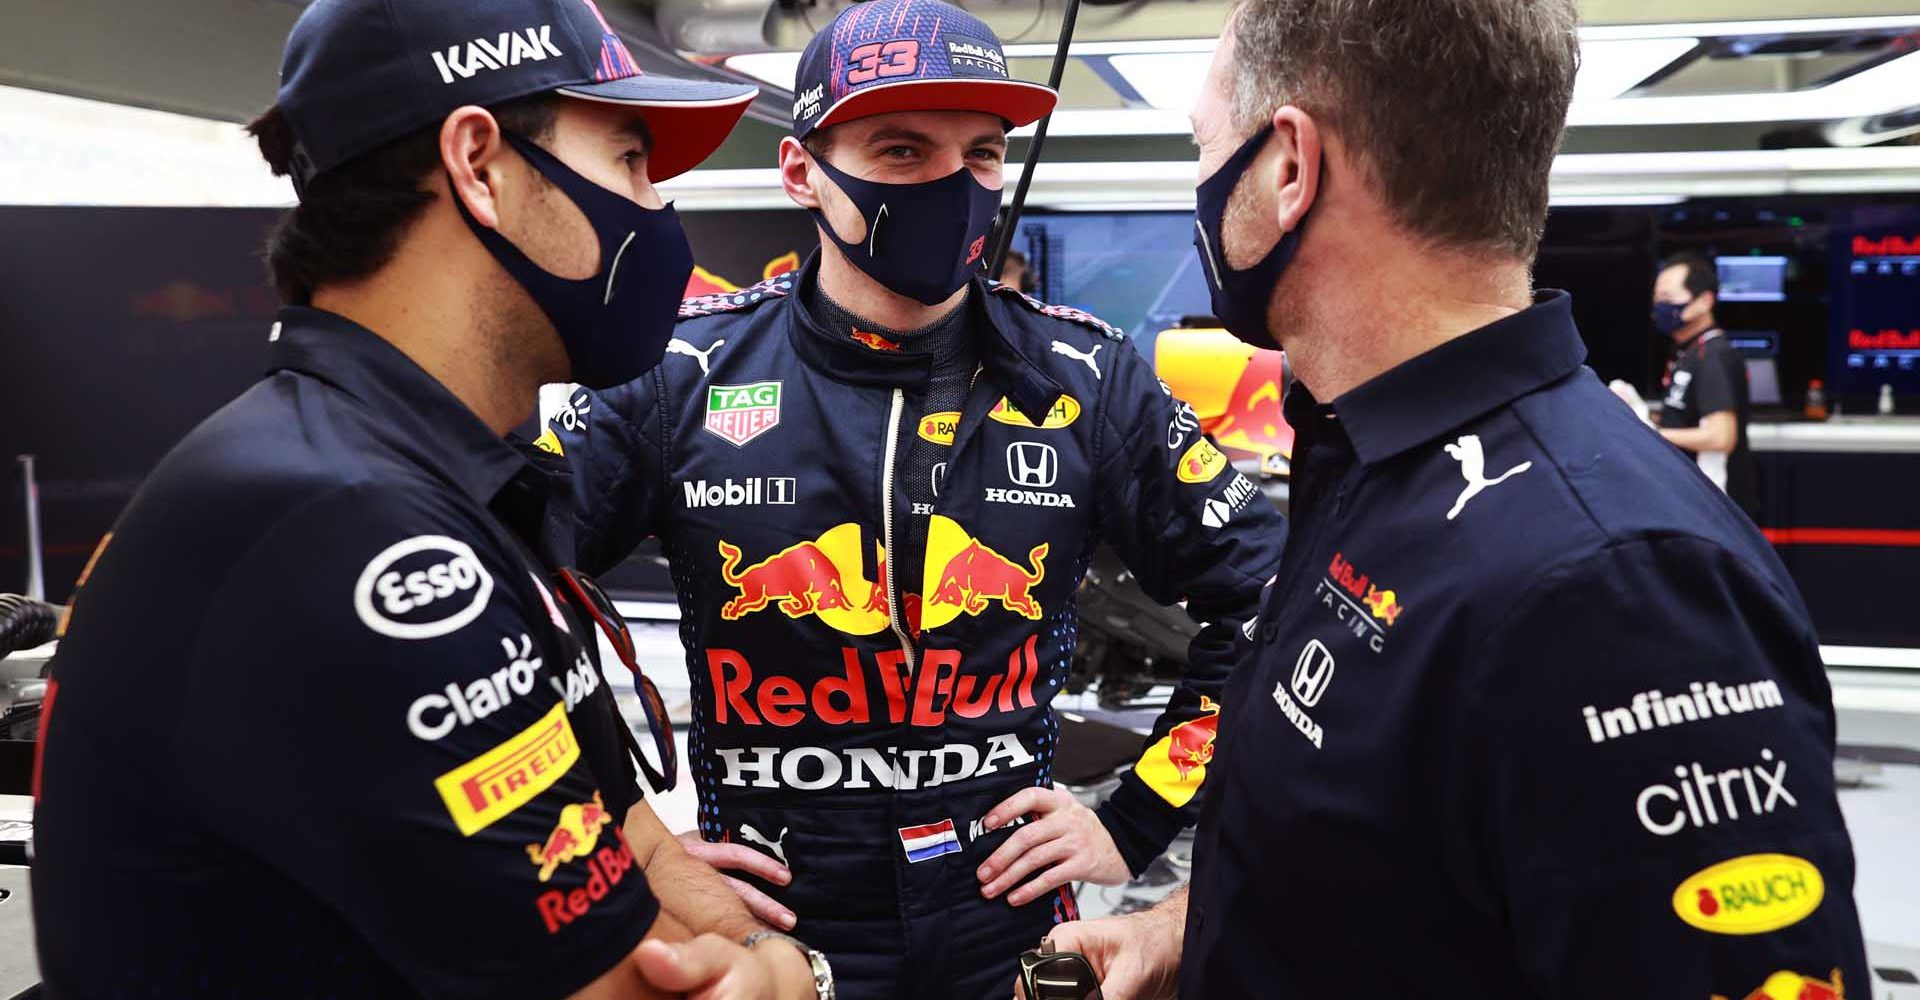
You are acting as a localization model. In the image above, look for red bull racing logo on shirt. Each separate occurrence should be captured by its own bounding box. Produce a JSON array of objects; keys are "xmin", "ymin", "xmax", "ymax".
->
[
  {"xmin": 921, "ymin": 516, "xmax": 1047, "ymax": 630},
  {"xmin": 713, "ymin": 518, "xmax": 1049, "ymax": 638},
  {"xmin": 1313, "ymin": 552, "xmax": 1403, "ymax": 653},
  {"xmin": 715, "ymin": 525, "xmax": 890, "ymax": 636},
  {"xmin": 526, "ymin": 792, "xmax": 613, "ymax": 882},
  {"xmin": 1132, "ymin": 696, "xmax": 1221, "ymax": 807}
]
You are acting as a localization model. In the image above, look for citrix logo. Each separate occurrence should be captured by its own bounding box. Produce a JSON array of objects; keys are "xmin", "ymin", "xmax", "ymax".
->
[{"xmin": 1636, "ymin": 748, "xmax": 1797, "ymax": 837}]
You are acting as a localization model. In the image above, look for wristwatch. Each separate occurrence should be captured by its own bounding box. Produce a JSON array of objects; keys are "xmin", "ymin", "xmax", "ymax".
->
[{"xmin": 743, "ymin": 930, "xmax": 835, "ymax": 1000}]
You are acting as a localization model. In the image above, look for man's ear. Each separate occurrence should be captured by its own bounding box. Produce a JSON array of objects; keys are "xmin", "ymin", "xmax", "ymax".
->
[
  {"xmin": 441, "ymin": 106, "xmax": 512, "ymax": 229},
  {"xmin": 1270, "ymin": 105, "xmax": 1322, "ymax": 235},
  {"xmin": 778, "ymin": 137, "xmax": 822, "ymax": 211}
]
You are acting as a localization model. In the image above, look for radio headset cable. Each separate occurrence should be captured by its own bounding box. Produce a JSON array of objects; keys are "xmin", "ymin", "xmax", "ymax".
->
[{"xmin": 988, "ymin": 0, "xmax": 1085, "ymax": 281}]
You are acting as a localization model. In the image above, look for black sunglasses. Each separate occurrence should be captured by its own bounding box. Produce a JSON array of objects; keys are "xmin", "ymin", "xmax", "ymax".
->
[
  {"xmin": 1017, "ymin": 939, "xmax": 1103, "ymax": 1000},
  {"xmin": 553, "ymin": 568, "xmax": 678, "ymax": 794}
]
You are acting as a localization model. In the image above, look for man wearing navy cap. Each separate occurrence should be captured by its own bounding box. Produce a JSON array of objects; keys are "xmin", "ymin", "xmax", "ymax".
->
[
  {"xmin": 1047, "ymin": 0, "xmax": 1868, "ymax": 998},
  {"xmin": 534, "ymin": 0, "xmax": 1283, "ymax": 995},
  {"xmin": 31, "ymin": 2, "xmax": 835, "ymax": 998}
]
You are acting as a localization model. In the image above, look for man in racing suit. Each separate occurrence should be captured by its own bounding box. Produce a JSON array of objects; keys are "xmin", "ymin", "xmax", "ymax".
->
[{"xmin": 538, "ymin": 0, "xmax": 1286, "ymax": 995}]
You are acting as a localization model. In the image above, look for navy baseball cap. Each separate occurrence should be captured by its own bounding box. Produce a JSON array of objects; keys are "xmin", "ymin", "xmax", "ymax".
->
[
  {"xmin": 790, "ymin": 0, "xmax": 1057, "ymax": 140},
  {"xmin": 276, "ymin": 0, "xmax": 758, "ymax": 193}
]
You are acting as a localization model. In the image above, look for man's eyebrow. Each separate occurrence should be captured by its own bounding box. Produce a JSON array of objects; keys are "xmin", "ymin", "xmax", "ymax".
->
[
  {"xmin": 863, "ymin": 125, "xmax": 935, "ymax": 145},
  {"xmin": 970, "ymin": 132, "xmax": 1009, "ymax": 148},
  {"xmin": 615, "ymin": 117, "xmax": 655, "ymax": 152}
]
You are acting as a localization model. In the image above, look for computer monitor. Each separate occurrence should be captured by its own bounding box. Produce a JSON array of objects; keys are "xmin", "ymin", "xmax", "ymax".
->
[
  {"xmin": 1716, "ymin": 256, "xmax": 1789, "ymax": 302},
  {"xmin": 1728, "ymin": 331, "xmax": 1783, "ymax": 407}
]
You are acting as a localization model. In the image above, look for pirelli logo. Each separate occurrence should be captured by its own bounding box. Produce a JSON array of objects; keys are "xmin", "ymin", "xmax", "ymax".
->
[{"xmin": 435, "ymin": 703, "xmax": 579, "ymax": 836}]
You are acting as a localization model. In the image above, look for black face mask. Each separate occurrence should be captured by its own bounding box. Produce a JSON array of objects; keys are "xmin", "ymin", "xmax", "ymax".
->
[
  {"xmin": 809, "ymin": 154, "xmax": 1002, "ymax": 306},
  {"xmin": 1652, "ymin": 300, "xmax": 1692, "ymax": 338},
  {"xmin": 455, "ymin": 131, "xmax": 694, "ymax": 390},
  {"xmin": 1192, "ymin": 124, "xmax": 1309, "ymax": 351}
]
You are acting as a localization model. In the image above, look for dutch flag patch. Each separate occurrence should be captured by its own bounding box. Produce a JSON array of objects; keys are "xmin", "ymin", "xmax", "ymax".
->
[{"xmin": 898, "ymin": 819, "xmax": 962, "ymax": 864}]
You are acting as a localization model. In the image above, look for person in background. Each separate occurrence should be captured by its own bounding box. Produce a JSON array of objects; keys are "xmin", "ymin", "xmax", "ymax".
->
[
  {"xmin": 1001, "ymin": 248, "xmax": 1037, "ymax": 295},
  {"xmin": 1653, "ymin": 251, "xmax": 1755, "ymax": 509}
]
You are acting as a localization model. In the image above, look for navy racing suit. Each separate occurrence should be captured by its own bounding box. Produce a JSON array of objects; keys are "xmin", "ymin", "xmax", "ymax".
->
[{"xmin": 541, "ymin": 254, "xmax": 1285, "ymax": 998}]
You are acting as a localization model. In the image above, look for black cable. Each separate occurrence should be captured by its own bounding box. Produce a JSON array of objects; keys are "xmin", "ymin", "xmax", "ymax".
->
[
  {"xmin": 0, "ymin": 596, "xmax": 58, "ymax": 660},
  {"xmin": 989, "ymin": 0, "xmax": 1084, "ymax": 281}
]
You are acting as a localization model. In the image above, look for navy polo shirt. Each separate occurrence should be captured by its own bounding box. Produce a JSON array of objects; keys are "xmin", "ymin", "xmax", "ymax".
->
[
  {"xmin": 1183, "ymin": 293, "xmax": 1867, "ymax": 999},
  {"xmin": 33, "ymin": 308, "xmax": 656, "ymax": 999}
]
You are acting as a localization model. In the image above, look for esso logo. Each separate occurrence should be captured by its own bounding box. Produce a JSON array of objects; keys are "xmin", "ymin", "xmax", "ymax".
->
[{"xmin": 354, "ymin": 535, "xmax": 494, "ymax": 640}]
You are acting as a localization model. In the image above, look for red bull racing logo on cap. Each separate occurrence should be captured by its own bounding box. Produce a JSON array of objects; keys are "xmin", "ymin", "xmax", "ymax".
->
[
  {"xmin": 527, "ymin": 792, "xmax": 613, "ymax": 882},
  {"xmin": 1133, "ymin": 696, "xmax": 1221, "ymax": 807}
]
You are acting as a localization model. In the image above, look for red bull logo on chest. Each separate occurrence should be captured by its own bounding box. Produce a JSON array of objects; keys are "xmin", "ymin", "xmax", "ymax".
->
[{"xmin": 920, "ymin": 516, "xmax": 1048, "ymax": 631}]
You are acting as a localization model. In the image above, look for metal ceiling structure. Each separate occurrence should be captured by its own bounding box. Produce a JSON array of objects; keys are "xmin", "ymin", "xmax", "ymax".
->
[{"xmin": 1, "ymin": 0, "xmax": 1917, "ymax": 206}]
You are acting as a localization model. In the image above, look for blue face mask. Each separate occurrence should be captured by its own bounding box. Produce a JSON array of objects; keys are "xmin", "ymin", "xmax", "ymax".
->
[
  {"xmin": 809, "ymin": 153, "xmax": 1002, "ymax": 306},
  {"xmin": 1192, "ymin": 124, "xmax": 1307, "ymax": 351},
  {"xmin": 1652, "ymin": 300, "xmax": 1692, "ymax": 337},
  {"xmin": 455, "ymin": 131, "xmax": 693, "ymax": 390}
]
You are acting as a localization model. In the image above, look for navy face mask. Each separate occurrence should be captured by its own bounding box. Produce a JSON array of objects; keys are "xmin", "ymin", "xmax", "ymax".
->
[
  {"xmin": 455, "ymin": 131, "xmax": 693, "ymax": 390},
  {"xmin": 1652, "ymin": 300, "xmax": 1692, "ymax": 338},
  {"xmin": 809, "ymin": 153, "xmax": 1002, "ymax": 306},
  {"xmin": 1192, "ymin": 124, "xmax": 1307, "ymax": 350}
]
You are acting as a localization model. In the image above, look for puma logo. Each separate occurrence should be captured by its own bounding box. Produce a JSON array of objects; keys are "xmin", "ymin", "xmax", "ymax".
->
[
  {"xmin": 667, "ymin": 338, "xmax": 725, "ymax": 375},
  {"xmin": 1443, "ymin": 434, "xmax": 1531, "ymax": 521},
  {"xmin": 1051, "ymin": 340, "xmax": 1103, "ymax": 379},
  {"xmin": 739, "ymin": 823, "xmax": 789, "ymax": 865}
]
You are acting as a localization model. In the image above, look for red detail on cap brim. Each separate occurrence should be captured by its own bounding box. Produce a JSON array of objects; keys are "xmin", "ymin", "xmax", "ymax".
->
[
  {"xmin": 555, "ymin": 87, "xmax": 759, "ymax": 182},
  {"xmin": 810, "ymin": 79, "xmax": 1058, "ymax": 135}
]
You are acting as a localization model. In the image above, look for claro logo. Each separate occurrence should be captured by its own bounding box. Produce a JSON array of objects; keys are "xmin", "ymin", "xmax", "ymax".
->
[{"xmin": 354, "ymin": 535, "xmax": 494, "ymax": 640}]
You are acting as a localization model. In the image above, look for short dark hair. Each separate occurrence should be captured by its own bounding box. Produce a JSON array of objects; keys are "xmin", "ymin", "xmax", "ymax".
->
[
  {"xmin": 248, "ymin": 95, "xmax": 558, "ymax": 304},
  {"xmin": 1661, "ymin": 252, "xmax": 1720, "ymax": 298},
  {"xmin": 1228, "ymin": 0, "xmax": 1580, "ymax": 261},
  {"xmin": 802, "ymin": 128, "xmax": 834, "ymax": 161}
]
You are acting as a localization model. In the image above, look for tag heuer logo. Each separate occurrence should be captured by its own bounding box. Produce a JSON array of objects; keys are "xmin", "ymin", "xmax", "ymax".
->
[{"xmin": 705, "ymin": 382, "xmax": 782, "ymax": 446}]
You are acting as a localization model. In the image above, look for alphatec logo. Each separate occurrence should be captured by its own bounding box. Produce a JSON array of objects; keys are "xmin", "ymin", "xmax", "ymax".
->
[{"xmin": 430, "ymin": 25, "xmax": 565, "ymax": 85}]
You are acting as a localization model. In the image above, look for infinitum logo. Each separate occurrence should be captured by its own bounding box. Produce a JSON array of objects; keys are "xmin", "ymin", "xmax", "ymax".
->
[
  {"xmin": 1582, "ymin": 679, "xmax": 1783, "ymax": 744},
  {"xmin": 430, "ymin": 26, "xmax": 565, "ymax": 85}
]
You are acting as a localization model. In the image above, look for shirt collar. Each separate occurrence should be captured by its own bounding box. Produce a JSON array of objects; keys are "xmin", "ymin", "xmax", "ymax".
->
[
  {"xmin": 1321, "ymin": 290, "xmax": 1587, "ymax": 466},
  {"xmin": 785, "ymin": 251, "xmax": 1064, "ymax": 423},
  {"xmin": 265, "ymin": 306, "xmax": 533, "ymax": 506}
]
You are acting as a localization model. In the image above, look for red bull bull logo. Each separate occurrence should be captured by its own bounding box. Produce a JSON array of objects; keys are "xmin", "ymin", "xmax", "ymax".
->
[
  {"xmin": 535, "ymin": 828, "xmax": 638, "ymax": 935},
  {"xmin": 526, "ymin": 792, "xmax": 613, "ymax": 882},
  {"xmin": 921, "ymin": 516, "xmax": 1048, "ymax": 629},
  {"xmin": 1715, "ymin": 968, "xmax": 1845, "ymax": 1000},
  {"xmin": 1167, "ymin": 696, "xmax": 1222, "ymax": 779},
  {"xmin": 1330, "ymin": 552, "xmax": 1404, "ymax": 628},
  {"xmin": 852, "ymin": 329, "xmax": 903, "ymax": 352},
  {"xmin": 1133, "ymin": 695, "xmax": 1222, "ymax": 807},
  {"xmin": 715, "ymin": 526, "xmax": 891, "ymax": 636}
]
